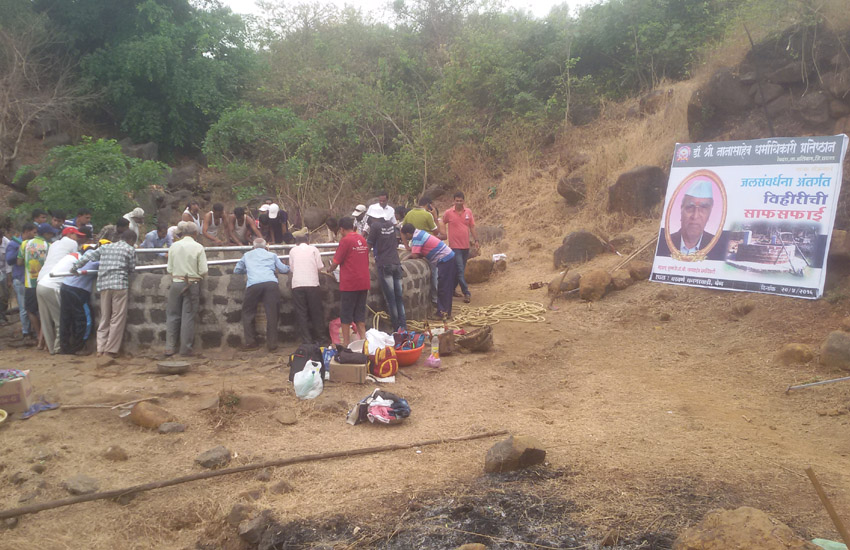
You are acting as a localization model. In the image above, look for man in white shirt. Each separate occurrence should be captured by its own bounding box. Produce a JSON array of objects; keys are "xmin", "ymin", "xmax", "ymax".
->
[
  {"xmin": 36, "ymin": 226, "xmax": 87, "ymax": 354},
  {"xmin": 288, "ymin": 233, "xmax": 326, "ymax": 345},
  {"xmin": 0, "ymin": 228, "xmax": 9, "ymax": 324}
]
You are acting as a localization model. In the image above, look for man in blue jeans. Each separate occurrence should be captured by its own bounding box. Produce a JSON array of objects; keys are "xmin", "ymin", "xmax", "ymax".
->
[
  {"xmin": 367, "ymin": 216, "xmax": 406, "ymax": 332},
  {"xmin": 5, "ymin": 222, "xmax": 37, "ymax": 341},
  {"xmin": 442, "ymin": 191, "xmax": 479, "ymax": 303}
]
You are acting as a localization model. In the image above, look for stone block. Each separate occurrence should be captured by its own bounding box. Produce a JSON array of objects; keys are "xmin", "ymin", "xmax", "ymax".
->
[
  {"xmin": 137, "ymin": 329, "xmax": 155, "ymax": 344},
  {"xmin": 150, "ymin": 309, "xmax": 167, "ymax": 324},
  {"xmin": 126, "ymin": 309, "xmax": 146, "ymax": 325},
  {"xmin": 213, "ymin": 295, "xmax": 228, "ymax": 306},
  {"xmin": 226, "ymin": 334, "xmax": 243, "ymax": 348},
  {"xmin": 201, "ymin": 331, "xmax": 222, "ymax": 348},
  {"xmin": 225, "ymin": 310, "xmax": 242, "ymax": 323}
]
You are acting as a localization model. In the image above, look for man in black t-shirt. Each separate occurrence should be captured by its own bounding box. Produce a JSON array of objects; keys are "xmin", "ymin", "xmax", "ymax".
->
[{"xmin": 367, "ymin": 217, "xmax": 406, "ymax": 332}]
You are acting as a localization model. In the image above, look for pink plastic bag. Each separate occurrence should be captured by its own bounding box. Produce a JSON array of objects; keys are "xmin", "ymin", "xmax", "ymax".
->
[{"xmin": 328, "ymin": 318, "xmax": 358, "ymax": 346}]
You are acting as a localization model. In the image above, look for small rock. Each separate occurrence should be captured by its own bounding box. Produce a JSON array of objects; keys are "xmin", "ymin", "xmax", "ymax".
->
[
  {"xmin": 18, "ymin": 490, "xmax": 40, "ymax": 503},
  {"xmin": 62, "ymin": 474, "xmax": 100, "ymax": 495},
  {"xmin": 659, "ymin": 312, "xmax": 672, "ymax": 322},
  {"xmin": 158, "ymin": 422, "xmax": 186, "ymax": 434},
  {"xmin": 227, "ymin": 503, "xmax": 257, "ymax": 527},
  {"xmin": 273, "ymin": 410, "xmax": 297, "ymax": 426},
  {"xmin": 238, "ymin": 510, "xmax": 275, "ymax": 545},
  {"xmin": 731, "ymin": 300, "xmax": 756, "ymax": 317},
  {"xmin": 255, "ymin": 468, "xmax": 272, "ymax": 482},
  {"xmin": 129, "ymin": 401, "xmax": 176, "ymax": 429},
  {"xmin": 578, "ymin": 269, "xmax": 611, "ymax": 301},
  {"xmin": 610, "ymin": 269, "xmax": 633, "ymax": 291},
  {"xmin": 554, "ymin": 231, "xmax": 607, "ymax": 267},
  {"xmin": 239, "ymin": 488, "xmax": 265, "ymax": 501},
  {"xmin": 817, "ymin": 410, "xmax": 829, "ymax": 416},
  {"xmin": 609, "ymin": 233, "xmax": 635, "ymax": 253},
  {"xmin": 103, "ymin": 445, "xmax": 129, "ymax": 461},
  {"xmin": 829, "ymin": 409, "xmax": 847, "ymax": 417},
  {"xmin": 236, "ymin": 394, "xmax": 278, "ymax": 411},
  {"xmin": 841, "ymin": 318, "xmax": 850, "ymax": 333},
  {"xmin": 655, "ymin": 288, "xmax": 677, "ymax": 301},
  {"xmin": 197, "ymin": 395, "xmax": 220, "ymax": 411},
  {"xmin": 10, "ymin": 471, "xmax": 28, "ymax": 485},
  {"xmin": 776, "ymin": 343, "xmax": 814, "ymax": 365},
  {"xmin": 2, "ymin": 518, "xmax": 18, "ymax": 530},
  {"xmin": 484, "ymin": 435, "xmax": 546, "ymax": 473},
  {"xmin": 493, "ymin": 259, "xmax": 507, "ymax": 272},
  {"xmin": 820, "ymin": 331, "xmax": 850, "ymax": 371},
  {"xmin": 196, "ymin": 446, "xmax": 232, "ymax": 469},
  {"xmin": 628, "ymin": 260, "xmax": 653, "ymax": 280},
  {"xmin": 32, "ymin": 448, "xmax": 54, "ymax": 462},
  {"xmin": 31, "ymin": 464, "xmax": 46, "ymax": 474},
  {"xmin": 457, "ymin": 544, "xmax": 487, "ymax": 550},
  {"xmin": 270, "ymin": 480, "xmax": 294, "ymax": 495}
]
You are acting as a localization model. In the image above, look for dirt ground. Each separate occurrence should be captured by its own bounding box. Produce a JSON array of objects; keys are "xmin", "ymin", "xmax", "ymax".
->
[{"xmin": 2, "ymin": 218, "xmax": 850, "ymax": 550}]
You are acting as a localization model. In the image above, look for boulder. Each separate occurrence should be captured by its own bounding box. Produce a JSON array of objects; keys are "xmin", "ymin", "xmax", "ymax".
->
[
  {"xmin": 7, "ymin": 191, "xmax": 30, "ymax": 208},
  {"xmin": 196, "ymin": 445, "xmax": 232, "ymax": 469},
  {"xmin": 820, "ymin": 331, "xmax": 850, "ymax": 370},
  {"xmin": 301, "ymin": 207, "xmax": 330, "ymax": 230},
  {"xmin": 476, "ymin": 224, "xmax": 504, "ymax": 244},
  {"xmin": 556, "ymin": 176, "xmax": 586, "ymax": 206},
  {"xmin": 730, "ymin": 300, "xmax": 756, "ymax": 317},
  {"xmin": 553, "ymin": 231, "xmax": 606, "ymax": 267},
  {"xmin": 705, "ymin": 68, "xmax": 753, "ymax": 114},
  {"xmin": 270, "ymin": 480, "xmax": 294, "ymax": 495},
  {"xmin": 273, "ymin": 410, "xmax": 297, "ymax": 426},
  {"xmin": 828, "ymin": 229, "xmax": 850, "ymax": 259},
  {"xmin": 484, "ymin": 435, "xmax": 546, "ymax": 473},
  {"xmin": 822, "ymin": 68, "xmax": 850, "ymax": 99},
  {"xmin": 829, "ymin": 99, "xmax": 850, "ymax": 119},
  {"xmin": 62, "ymin": 474, "xmax": 99, "ymax": 496},
  {"xmin": 776, "ymin": 343, "xmax": 814, "ymax": 365},
  {"xmin": 578, "ymin": 269, "xmax": 611, "ymax": 302},
  {"xmin": 610, "ymin": 269, "xmax": 634, "ymax": 291},
  {"xmin": 793, "ymin": 91, "xmax": 831, "ymax": 126},
  {"xmin": 607, "ymin": 166, "xmax": 666, "ymax": 217},
  {"xmin": 765, "ymin": 94, "xmax": 792, "ymax": 118},
  {"xmin": 493, "ymin": 258, "xmax": 507, "ymax": 272},
  {"xmin": 750, "ymin": 82, "xmax": 785, "ymax": 106},
  {"xmin": 129, "ymin": 401, "xmax": 176, "ymax": 429},
  {"xmin": 628, "ymin": 261, "xmax": 653, "ymax": 281},
  {"xmin": 549, "ymin": 272, "xmax": 581, "ymax": 295},
  {"xmin": 672, "ymin": 506, "xmax": 820, "ymax": 550},
  {"xmin": 768, "ymin": 62, "xmax": 807, "ymax": 85},
  {"xmin": 465, "ymin": 257, "xmax": 494, "ymax": 284},
  {"xmin": 166, "ymin": 162, "xmax": 200, "ymax": 191},
  {"xmin": 43, "ymin": 132, "xmax": 72, "ymax": 148}
]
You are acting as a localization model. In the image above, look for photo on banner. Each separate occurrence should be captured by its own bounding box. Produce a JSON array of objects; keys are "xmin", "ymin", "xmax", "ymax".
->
[{"xmin": 651, "ymin": 134, "xmax": 849, "ymax": 299}]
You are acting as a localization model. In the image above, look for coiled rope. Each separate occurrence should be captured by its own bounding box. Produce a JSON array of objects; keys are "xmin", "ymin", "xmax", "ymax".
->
[{"xmin": 368, "ymin": 300, "xmax": 547, "ymax": 331}]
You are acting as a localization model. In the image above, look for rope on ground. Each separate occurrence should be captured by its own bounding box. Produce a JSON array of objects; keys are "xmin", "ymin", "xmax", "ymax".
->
[{"xmin": 369, "ymin": 300, "xmax": 547, "ymax": 331}]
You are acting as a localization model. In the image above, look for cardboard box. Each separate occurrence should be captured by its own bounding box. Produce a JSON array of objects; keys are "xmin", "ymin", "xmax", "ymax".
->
[
  {"xmin": 329, "ymin": 359, "xmax": 367, "ymax": 384},
  {"xmin": 0, "ymin": 370, "xmax": 34, "ymax": 413}
]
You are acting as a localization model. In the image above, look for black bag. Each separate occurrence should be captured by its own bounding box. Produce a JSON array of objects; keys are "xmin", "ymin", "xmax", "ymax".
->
[
  {"xmin": 335, "ymin": 344, "xmax": 368, "ymax": 365},
  {"xmin": 288, "ymin": 343, "xmax": 324, "ymax": 381}
]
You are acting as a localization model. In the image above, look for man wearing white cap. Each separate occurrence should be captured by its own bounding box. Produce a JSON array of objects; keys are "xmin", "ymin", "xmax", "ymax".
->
[
  {"xmin": 123, "ymin": 207, "xmax": 145, "ymax": 239},
  {"xmin": 656, "ymin": 177, "xmax": 726, "ymax": 261},
  {"xmin": 351, "ymin": 204, "xmax": 367, "ymax": 235}
]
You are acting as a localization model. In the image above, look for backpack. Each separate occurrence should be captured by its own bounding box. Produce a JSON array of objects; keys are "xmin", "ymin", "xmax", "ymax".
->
[
  {"xmin": 372, "ymin": 345, "xmax": 399, "ymax": 378},
  {"xmin": 288, "ymin": 343, "xmax": 325, "ymax": 382}
]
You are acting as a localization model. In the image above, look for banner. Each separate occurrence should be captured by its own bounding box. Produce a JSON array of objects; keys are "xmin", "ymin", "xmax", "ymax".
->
[{"xmin": 651, "ymin": 134, "xmax": 848, "ymax": 299}]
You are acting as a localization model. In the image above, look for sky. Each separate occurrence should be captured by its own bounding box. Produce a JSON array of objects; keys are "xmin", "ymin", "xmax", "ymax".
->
[{"xmin": 221, "ymin": 0, "xmax": 598, "ymax": 20}]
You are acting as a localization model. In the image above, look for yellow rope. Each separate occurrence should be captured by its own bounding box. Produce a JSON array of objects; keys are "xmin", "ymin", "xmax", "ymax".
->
[{"xmin": 368, "ymin": 300, "xmax": 547, "ymax": 331}]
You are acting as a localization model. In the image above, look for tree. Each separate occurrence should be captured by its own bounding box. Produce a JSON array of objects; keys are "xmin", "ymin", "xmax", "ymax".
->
[
  {"xmin": 0, "ymin": 6, "xmax": 91, "ymax": 188},
  {"xmin": 16, "ymin": 137, "xmax": 168, "ymax": 227}
]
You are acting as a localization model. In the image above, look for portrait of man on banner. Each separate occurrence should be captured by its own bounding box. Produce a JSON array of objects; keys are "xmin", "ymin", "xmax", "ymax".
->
[{"xmin": 657, "ymin": 170, "xmax": 728, "ymax": 261}]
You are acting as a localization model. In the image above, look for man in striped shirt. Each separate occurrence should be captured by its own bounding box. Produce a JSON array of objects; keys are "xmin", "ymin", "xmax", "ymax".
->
[
  {"xmin": 401, "ymin": 223, "xmax": 456, "ymax": 319},
  {"xmin": 72, "ymin": 231, "xmax": 137, "ymax": 357}
]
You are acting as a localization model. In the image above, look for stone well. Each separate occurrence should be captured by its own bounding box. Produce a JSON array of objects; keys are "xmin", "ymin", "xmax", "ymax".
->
[{"xmin": 118, "ymin": 257, "xmax": 432, "ymax": 353}]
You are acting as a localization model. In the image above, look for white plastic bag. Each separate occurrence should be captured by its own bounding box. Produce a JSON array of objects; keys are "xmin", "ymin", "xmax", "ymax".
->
[
  {"xmin": 293, "ymin": 360, "xmax": 323, "ymax": 400},
  {"xmin": 365, "ymin": 329, "xmax": 394, "ymax": 351}
]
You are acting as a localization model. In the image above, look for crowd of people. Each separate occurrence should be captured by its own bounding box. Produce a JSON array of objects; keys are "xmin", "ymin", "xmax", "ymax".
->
[{"xmin": 0, "ymin": 191, "xmax": 479, "ymax": 357}]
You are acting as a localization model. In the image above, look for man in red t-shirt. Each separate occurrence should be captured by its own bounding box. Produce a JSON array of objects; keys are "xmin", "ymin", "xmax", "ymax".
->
[
  {"xmin": 442, "ymin": 191, "xmax": 479, "ymax": 303},
  {"xmin": 325, "ymin": 216, "xmax": 370, "ymax": 347}
]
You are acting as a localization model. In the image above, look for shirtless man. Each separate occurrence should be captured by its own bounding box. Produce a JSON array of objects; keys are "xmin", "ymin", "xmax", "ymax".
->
[
  {"xmin": 202, "ymin": 203, "xmax": 232, "ymax": 245},
  {"xmin": 228, "ymin": 206, "xmax": 263, "ymax": 245},
  {"xmin": 181, "ymin": 201, "xmax": 203, "ymax": 234}
]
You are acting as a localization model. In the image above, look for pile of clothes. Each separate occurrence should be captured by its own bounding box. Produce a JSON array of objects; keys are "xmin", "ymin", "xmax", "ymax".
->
[{"xmin": 347, "ymin": 389, "xmax": 411, "ymax": 425}]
